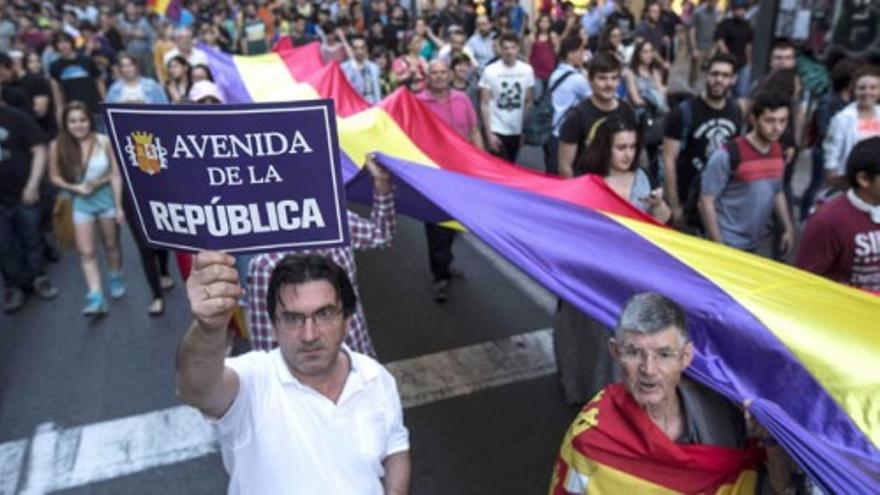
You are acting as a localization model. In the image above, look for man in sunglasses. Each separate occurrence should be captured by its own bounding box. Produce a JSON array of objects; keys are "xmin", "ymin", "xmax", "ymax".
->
[{"xmin": 177, "ymin": 253, "xmax": 410, "ymax": 494}]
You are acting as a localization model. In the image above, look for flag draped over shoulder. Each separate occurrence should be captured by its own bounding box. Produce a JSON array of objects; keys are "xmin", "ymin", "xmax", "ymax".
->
[
  {"xmin": 550, "ymin": 384, "xmax": 763, "ymax": 495},
  {"xmin": 204, "ymin": 43, "xmax": 880, "ymax": 493}
]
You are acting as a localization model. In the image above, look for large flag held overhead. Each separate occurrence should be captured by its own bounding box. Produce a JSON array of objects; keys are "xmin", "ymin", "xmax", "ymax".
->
[{"xmin": 204, "ymin": 43, "xmax": 880, "ymax": 493}]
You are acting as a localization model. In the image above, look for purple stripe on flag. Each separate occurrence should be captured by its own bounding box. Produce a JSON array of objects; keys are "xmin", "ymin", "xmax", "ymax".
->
[
  {"xmin": 201, "ymin": 45, "xmax": 253, "ymax": 104},
  {"xmin": 346, "ymin": 153, "xmax": 880, "ymax": 494}
]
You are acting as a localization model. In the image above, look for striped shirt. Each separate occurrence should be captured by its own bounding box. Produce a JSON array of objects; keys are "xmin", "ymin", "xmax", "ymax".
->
[{"xmin": 247, "ymin": 191, "xmax": 395, "ymax": 357}]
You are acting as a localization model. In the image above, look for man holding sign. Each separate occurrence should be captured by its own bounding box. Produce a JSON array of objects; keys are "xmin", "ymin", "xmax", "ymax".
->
[{"xmin": 177, "ymin": 252, "xmax": 411, "ymax": 494}]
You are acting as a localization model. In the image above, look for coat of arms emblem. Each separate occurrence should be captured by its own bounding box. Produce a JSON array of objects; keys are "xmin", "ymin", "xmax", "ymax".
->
[{"xmin": 124, "ymin": 131, "xmax": 168, "ymax": 175}]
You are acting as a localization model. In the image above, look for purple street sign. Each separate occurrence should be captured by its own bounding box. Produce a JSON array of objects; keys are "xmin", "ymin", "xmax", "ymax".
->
[{"xmin": 103, "ymin": 100, "xmax": 350, "ymax": 254}]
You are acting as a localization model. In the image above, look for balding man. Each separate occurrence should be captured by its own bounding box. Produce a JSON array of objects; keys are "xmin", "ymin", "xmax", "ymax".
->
[
  {"xmin": 163, "ymin": 27, "xmax": 209, "ymax": 67},
  {"xmin": 417, "ymin": 59, "xmax": 482, "ymax": 301}
]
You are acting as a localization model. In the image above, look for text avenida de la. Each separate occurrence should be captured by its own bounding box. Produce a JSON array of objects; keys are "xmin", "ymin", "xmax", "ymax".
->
[{"xmin": 148, "ymin": 131, "xmax": 329, "ymax": 237}]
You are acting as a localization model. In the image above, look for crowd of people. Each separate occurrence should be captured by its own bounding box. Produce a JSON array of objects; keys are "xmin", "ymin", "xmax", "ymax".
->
[{"xmin": 1, "ymin": 0, "xmax": 879, "ymax": 492}]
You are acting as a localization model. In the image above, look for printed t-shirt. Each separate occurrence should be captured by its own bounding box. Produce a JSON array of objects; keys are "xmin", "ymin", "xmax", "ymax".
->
[
  {"xmin": 478, "ymin": 59, "xmax": 535, "ymax": 136},
  {"xmin": 663, "ymin": 97, "xmax": 741, "ymax": 204},
  {"xmin": 796, "ymin": 193, "xmax": 880, "ymax": 291}
]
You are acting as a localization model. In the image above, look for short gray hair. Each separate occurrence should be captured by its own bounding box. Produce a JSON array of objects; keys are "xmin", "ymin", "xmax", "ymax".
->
[{"xmin": 615, "ymin": 292, "xmax": 689, "ymax": 343}]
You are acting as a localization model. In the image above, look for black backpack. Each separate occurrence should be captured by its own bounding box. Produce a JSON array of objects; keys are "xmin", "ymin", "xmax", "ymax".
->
[
  {"xmin": 675, "ymin": 98, "xmax": 742, "ymax": 227},
  {"xmin": 683, "ymin": 138, "xmax": 742, "ymax": 227},
  {"xmin": 522, "ymin": 71, "xmax": 576, "ymax": 146}
]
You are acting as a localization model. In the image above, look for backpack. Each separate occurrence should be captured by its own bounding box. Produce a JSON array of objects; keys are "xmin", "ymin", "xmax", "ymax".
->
[
  {"xmin": 675, "ymin": 97, "xmax": 742, "ymax": 226},
  {"xmin": 683, "ymin": 138, "xmax": 742, "ymax": 227},
  {"xmin": 522, "ymin": 71, "xmax": 576, "ymax": 146}
]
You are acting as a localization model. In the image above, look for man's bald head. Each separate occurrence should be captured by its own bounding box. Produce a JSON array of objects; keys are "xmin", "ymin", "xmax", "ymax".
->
[{"xmin": 427, "ymin": 59, "xmax": 451, "ymax": 93}]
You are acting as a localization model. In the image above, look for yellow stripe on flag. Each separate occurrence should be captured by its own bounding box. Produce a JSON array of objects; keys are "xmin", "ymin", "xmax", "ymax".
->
[
  {"xmin": 233, "ymin": 54, "xmax": 301, "ymax": 102},
  {"xmin": 337, "ymin": 108, "xmax": 437, "ymax": 167},
  {"xmin": 615, "ymin": 214, "xmax": 880, "ymax": 447}
]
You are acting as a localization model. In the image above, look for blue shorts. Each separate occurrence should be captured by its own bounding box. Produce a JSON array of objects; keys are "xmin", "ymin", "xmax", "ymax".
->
[{"xmin": 73, "ymin": 207, "xmax": 117, "ymax": 225}]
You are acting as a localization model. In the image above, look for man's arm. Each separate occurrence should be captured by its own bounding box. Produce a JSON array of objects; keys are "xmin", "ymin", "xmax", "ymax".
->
[
  {"xmin": 469, "ymin": 125, "xmax": 484, "ymax": 150},
  {"xmin": 350, "ymin": 155, "xmax": 395, "ymax": 249},
  {"xmin": 773, "ymin": 190, "xmax": 796, "ymax": 258},
  {"xmin": 22, "ymin": 144, "xmax": 47, "ymax": 205},
  {"xmin": 557, "ymin": 141, "xmax": 578, "ymax": 178},
  {"xmin": 521, "ymin": 85, "xmax": 534, "ymax": 129},
  {"xmin": 699, "ymin": 149, "xmax": 731, "ymax": 244},
  {"xmin": 50, "ymin": 79, "xmax": 65, "ymax": 125},
  {"xmin": 176, "ymin": 251, "xmax": 244, "ymax": 418},
  {"xmin": 479, "ymin": 87, "xmax": 499, "ymax": 152},
  {"xmin": 662, "ymin": 138, "xmax": 682, "ymax": 224},
  {"xmin": 698, "ymin": 195, "xmax": 724, "ymax": 243},
  {"xmin": 382, "ymin": 451, "xmax": 411, "ymax": 495}
]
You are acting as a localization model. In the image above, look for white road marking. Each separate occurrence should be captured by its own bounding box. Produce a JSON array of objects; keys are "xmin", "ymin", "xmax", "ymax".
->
[
  {"xmin": 0, "ymin": 440, "xmax": 27, "ymax": 495},
  {"xmin": 0, "ymin": 327, "xmax": 557, "ymax": 494},
  {"xmin": 389, "ymin": 328, "xmax": 555, "ymax": 409}
]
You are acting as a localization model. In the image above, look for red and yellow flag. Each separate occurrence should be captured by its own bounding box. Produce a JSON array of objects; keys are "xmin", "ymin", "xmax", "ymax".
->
[{"xmin": 550, "ymin": 384, "xmax": 763, "ymax": 494}]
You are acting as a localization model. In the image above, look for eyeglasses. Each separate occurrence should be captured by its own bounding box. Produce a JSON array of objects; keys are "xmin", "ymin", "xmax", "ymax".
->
[
  {"xmin": 618, "ymin": 344, "xmax": 685, "ymax": 366},
  {"xmin": 278, "ymin": 306, "xmax": 343, "ymax": 330}
]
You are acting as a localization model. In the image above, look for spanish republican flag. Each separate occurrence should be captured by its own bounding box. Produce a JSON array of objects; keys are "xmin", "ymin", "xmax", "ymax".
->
[{"xmin": 550, "ymin": 384, "xmax": 763, "ymax": 494}]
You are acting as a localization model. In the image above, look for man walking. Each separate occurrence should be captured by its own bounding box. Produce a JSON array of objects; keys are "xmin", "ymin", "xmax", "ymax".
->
[
  {"xmin": 341, "ymin": 34, "xmax": 383, "ymax": 105},
  {"xmin": 699, "ymin": 92, "xmax": 795, "ymax": 256},
  {"xmin": 178, "ymin": 253, "xmax": 410, "ymax": 494},
  {"xmin": 663, "ymin": 53, "xmax": 741, "ymax": 228},
  {"xmin": 418, "ymin": 59, "xmax": 483, "ymax": 301},
  {"xmin": 479, "ymin": 32, "xmax": 534, "ymax": 163},
  {"xmin": 0, "ymin": 102, "xmax": 58, "ymax": 313}
]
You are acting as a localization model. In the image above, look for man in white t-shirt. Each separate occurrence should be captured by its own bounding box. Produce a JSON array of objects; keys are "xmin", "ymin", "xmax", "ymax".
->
[
  {"xmin": 177, "ymin": 252, "xmax": 410, "ymax": 495},
  {"xmin": 163, "ymin": 26, "xmax": 209, "ymax": 68},
  {"xmin": 478, "ymin": 32, "xmax": 535, "ymax": 163}
]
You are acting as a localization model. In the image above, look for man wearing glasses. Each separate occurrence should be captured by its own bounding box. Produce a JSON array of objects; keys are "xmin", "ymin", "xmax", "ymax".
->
[
  {"xmin": 550, "ymin": 293, "xmax": 795, "ymax": 494},
  {"xmin": 662, "ymin": 53, "xmax": 742, "ymax": 231},
  {"xmin": 176, "ymin": 253, "xmax": 410, "ymax": 494}
]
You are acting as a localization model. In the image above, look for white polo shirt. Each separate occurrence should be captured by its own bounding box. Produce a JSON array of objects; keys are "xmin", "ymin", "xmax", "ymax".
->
[{"xmin": 212, "ymin": 347, "xmax": 409, "ymax": 494}]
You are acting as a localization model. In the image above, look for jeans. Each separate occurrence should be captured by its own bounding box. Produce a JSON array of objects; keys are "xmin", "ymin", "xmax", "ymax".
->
[
  {"xmin": 0, "ymin": 202, "xmax": 46, "ymax": 290},
  {"xmin": 491, "ymin": 133, "xmax": 521, "ymax": 163}
]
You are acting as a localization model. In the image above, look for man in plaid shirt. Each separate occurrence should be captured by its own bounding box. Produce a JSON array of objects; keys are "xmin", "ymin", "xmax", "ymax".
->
[{"xmin": 247, "ymin": 157, "xmax": 395, "ymax": 357}]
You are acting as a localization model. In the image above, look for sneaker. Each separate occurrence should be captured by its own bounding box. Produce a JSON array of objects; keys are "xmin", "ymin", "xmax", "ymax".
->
[
  {"xmin": 4, "ymin": 288, "xmax": 26, "ymax": 314},
  {"xmin": 108, "ymin": 272, "xmax": 126, "ymax": 299},
  {"xmin": 449, "ymin": 268, "xmax": 466, "ymax": 280},
  {"xmin": 43, "ymin": 241, "xmax": 61, "ymax": 263},
  {"xmin": 431, "ymin": 279, "xmax": 450, "ymax": 302},
  {"xmin": 148, "ymin": 298, "xmax": 164, "ymax": 317},
  {"xmin": 33, "ymin": 276, "xmax": 59, "ymax": 300},
  {"xmin": 82, "ymin": 291, "xmax": 108, "ymax": 316},
  {"xmin": 159, "ymin": 275, "xmax": 175, "ymax": 291}
]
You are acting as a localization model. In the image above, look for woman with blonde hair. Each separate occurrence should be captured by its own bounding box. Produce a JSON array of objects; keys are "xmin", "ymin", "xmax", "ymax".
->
[{"xmin": 48, "ymin": 101, "xmax": 125, "ymax": 316}]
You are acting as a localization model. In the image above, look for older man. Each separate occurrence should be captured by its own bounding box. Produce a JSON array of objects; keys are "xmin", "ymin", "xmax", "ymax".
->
[
  {"xmin": 550, "ymin": 293, "xmax": 794, "ymax": 494},
  {"xmin": 162, "ymin": 27, "xmax": 208, "ymax": 67},
  {"xmin": 177, "ymin": 253, "xmax": 410, "ymax": 494},
  {"xmin": 417, "ymin": 59, "xmax": 482, "ymax": 301}
]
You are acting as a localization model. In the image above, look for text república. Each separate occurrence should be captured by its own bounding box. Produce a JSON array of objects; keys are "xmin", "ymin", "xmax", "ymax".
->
[{"xmin": 149, "ymin": 196, "xmax": 326, "ymax": 236}]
